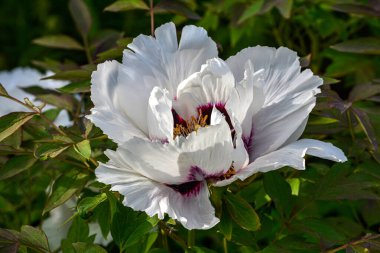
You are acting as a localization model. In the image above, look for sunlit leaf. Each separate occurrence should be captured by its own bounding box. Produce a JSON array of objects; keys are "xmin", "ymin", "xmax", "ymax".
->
[
  {"xmin": 104, "ymin": 0, "xmax": 149, "ymax": 12},
  {"xmin": 0, "ymin": 112, "xmax": 35, "ymax": 142},
  {"xmin": 58, "ymin": 81, "xmax": 91, "ymax": 93},
  {"xmin": 74, "ymin": 139, "xmax": 91, "ymax": 160},
  {"xmin": 33, "ymin": 35, "xmax": 83, "ymax": 50},
  {"xmin": 224, "ymin": 192, "xmax": 260, "ymax": 231},
  {"xmin": 34, "ymin": 142, "xmax": 70, "ymax": 160},
  {"xmin": 77, "ymin": 193, "xmax": 107, "ymax": 219},
  {"xmin": 331, "ymin": 37, "xmax": 380, "ymax": 55},
  {"xmin": 69, "ymin": 0, "xmax": 92, "ymax": 36}
]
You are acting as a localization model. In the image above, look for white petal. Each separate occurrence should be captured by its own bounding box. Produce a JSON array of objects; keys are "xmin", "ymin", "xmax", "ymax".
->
[
  {"xmin": 88, "ymin": 60, "xmax": 148, "ymax": 143},
  {"xmin": 54, "ymin": 110, "xmax": 72, "ymax": 127},
  {"xmin": 227, "ymin": 46, "xmax": 323, "ymax": 154},
  {"xmin": 249, "ymin": 90, "xmax": 318, "ymax": 159},
  {"xmin": 147, "ymin": 87, "xmax": 173, "ymax": 141},
  {"xmin": 123, "ymin": 22, "xmax": 218, "ymax": 95},
  {"xmin": 0, "ymin": 68, "xmax": 67, "ymax": 117},
  {"xmin": 42, "ymin": 200, "xmax": 75, "ymax": 251},
  {"xmin": 96, "ymin": 159, "xmax": 219, "ymax": 230},
  {"xmin": 226, "ymin": 60, "xmax": 264, "ymax": 137},
  {"xmin": 227, "ymin": 46, "xmax": 322, "ymax": 106},
  {"xmin": 107, "ymin": 141, "xmax": 186, "ymax": 184},
  {"xmin": 179, "ymin": 111, "xmax": 234, "ymax": 176},
  {"xmin": 230, "ymin": 139, "xmax": 347, "ymax": 182},
  {"xmin": 174, "ymin": 58, "xmax": 235, "ymax": 119}
]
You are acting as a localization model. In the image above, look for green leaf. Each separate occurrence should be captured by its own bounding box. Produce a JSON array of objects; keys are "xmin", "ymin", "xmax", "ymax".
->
[
  {"xmin": 77, "ymin": 193, "xmax": 107, "ymax": 219},
  {"xmin": 0, "ymin": 83, "xmax": 9, "ymax": 96},
  {"xmin": 33, "ymin": 35, "xmax": 83, "ymax": 50},
  {"xmin": 238, "ymin": 0, "xmax": 264, "ymax": 24},
  {"xmin": 331, "ymin": 37, "xmax": 380, "ymax": 55},
  {"xmin": 104, "ymin": 0, "xmax": 149, "ymax": 12},
  {"xmin": 67, "ymin": 216, "xmax": 90, "ymax": 243},
  {"xmin": 291, "ymin": 218, "xmax": 346, "ymax": 243},
  {"xmin": 58, "ymin": 81, "xmax": 91, "ymax": 93},
  {"xmin": 308, "ymin": 116, "xmax": 339, "ymax": 125},
  {"xmin": 111, "ymin": 203, "xmax": 156, "ymax": 250},
  {"xmin": 332, "ymin": 4, "xmax": 380, "ymax": 17},
  {"xmin": 0, "ymin": 112, "xmax": 35, "ymax": 142},
  {"xmin": 322, "ymin": 76, "xmax": 341, "ymax": 85},
  {"xmin": 224, "ymin": 192, "xmax": 261, "ymax": 231},
  {"xmin": 22, "ymin": 87, "xmax": 77, "ymax": 112},
  {"xmin": 316, "ymin": 163, "xmax": 380, "ymax": 200},
  {"xmin": 43, "ymin": 69, "xmax": 91, "ymax": 82},
  {"xmin": 74, "ymin": 140, "xmax": 91, "ymax": 160},
  {"xmin": 69, "ymin": 0, "xmax": 92, "ymax": 36},
  {"xmin": 34, "ymin": 142, "xmax": 70, "ymax": 160},
  {"xmin": 219, "ymin": 205, "xmax": 232, "ymax": 240},
  {"xmin": 96, "ymin": 47, "xmax": 124, "ymax": 62},
  {"xmin": 0, "ymin": 155, "xmax": 37, "ymax": 180},
  {"xmin": 124, "ymin": 216, "xmax": 159, "ymax": 248},
  {"xmin": 154, "ymin": 1, "xmax": 201, "ymax": 20},
  {"xmin": 263, "ymin": 171, "xmax": 293, "ymax": 217},
  {"xmin": 44, "ymin": 171, "xmax": 89, "ymax": 214},
  {"xmin": 351, "ymin": 108, "xmax": 378, "ymax": 151},
  {"xmin": 349, "ymin": 84, "xmax": 380, "ymax": 102},
  {"xmin": 0, "ymin": 228, "xmax": 20, "ymax": 253},
  {"xmin": 275, "ymin": 0, "xmax": 293, "ymax": 18},
  {"xmin": 72, "ymin": 242, "xmax": 107, "ymax": 253},
  {"xmin": 20, "ymin": 225, "xmax": 50, "ymax": 253}
]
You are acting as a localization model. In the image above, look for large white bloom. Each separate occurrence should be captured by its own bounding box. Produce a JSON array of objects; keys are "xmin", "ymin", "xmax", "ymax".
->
[
  {"xmin": 89, "ymin": 23, "xmax": 346, "ymax": 230},
  {"xmin": 0, "ymin": 67, "xmax": 71, "ymax": 126}
]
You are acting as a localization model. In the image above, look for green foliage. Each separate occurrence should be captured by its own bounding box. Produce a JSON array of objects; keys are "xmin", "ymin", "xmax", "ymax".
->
[{"xmin": 1, "ymin": 0, "xmax": 380, "ymax": 252}]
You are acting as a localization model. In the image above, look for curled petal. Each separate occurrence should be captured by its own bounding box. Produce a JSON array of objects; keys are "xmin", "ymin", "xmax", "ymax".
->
[
  {"xmin": 222, "ymin": 139, "xmax": 347, "ymax": 184},
  {"xmin": 147, "ymin": 87, "xmax": 173, "ymax": 141},
  {"xmin": 174, "ymin": 58, "xmax": 235, "ymax": 119},
  {"xmin": 96, "ymin": 158, "xmax": 219, "ymax": 230}
]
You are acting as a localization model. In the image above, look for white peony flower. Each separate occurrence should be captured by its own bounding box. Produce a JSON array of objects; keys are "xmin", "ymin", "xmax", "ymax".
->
[
  {"xmin": 0, "ymin": 67, "xmax": 71, "ymax": 126},
  {"xmin": 88, "ymin": 22, "xmax": 346, "ymax": 230}
]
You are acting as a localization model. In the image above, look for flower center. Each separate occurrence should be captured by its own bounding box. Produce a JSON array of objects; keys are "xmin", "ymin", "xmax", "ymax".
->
[{"xmin": 172, "ymin": 110, "xmax": 209, "ymax": 139}]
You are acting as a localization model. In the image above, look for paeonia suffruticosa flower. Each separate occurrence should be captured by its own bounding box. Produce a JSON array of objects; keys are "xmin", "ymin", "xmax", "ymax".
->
[
  {"xmin": 0, "ymin": 67, "xmax": 71, "ymax": 126},
  {"xmin": 88, "ymin": 22, "xmax": 347, "ymax": 230}
]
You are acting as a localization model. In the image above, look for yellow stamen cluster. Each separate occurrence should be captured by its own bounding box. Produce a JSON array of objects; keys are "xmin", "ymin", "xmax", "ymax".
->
[
  {"xmin": 173, "ymin": 113, "xmax": 208, "ymax": 139},
  {"xmin": 220, "ymin": 166, "xmax": 236, "ymax": 180}
]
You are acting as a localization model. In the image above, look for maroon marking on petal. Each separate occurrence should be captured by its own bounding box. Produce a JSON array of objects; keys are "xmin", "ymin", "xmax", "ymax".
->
[
  {"xmin": 243, "ymin": 129, "xmax": 254, "ymax": 157},
  {"xmin": 167, "ymin": 166, "xmax": 205, "ymax": 197},
  {"xmin": 197, "ymin": 103, "xmax": 235, "ymax": 140},
  {"xmin": 172, "ymin": 109, "xmax": 187, "ymax": 128},
  {"xmin": 167, "ymin": 181, "xmax": 203, "ymax": 197}
]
